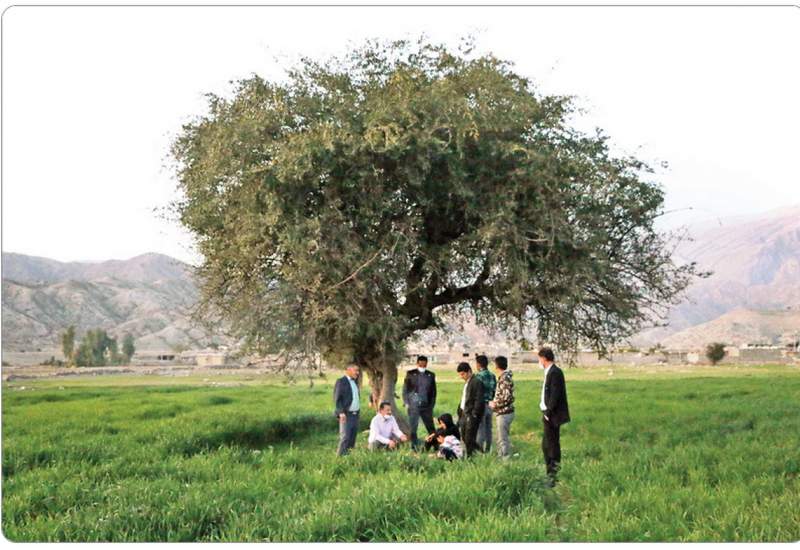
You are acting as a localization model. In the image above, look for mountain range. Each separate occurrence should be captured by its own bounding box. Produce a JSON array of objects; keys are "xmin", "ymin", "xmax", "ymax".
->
[
  {"xmin": 634, "ymin": 204, "xmax": 800, "ymax": 348},
  {"xmin": 1, "ymin": 252, "xmax": 225, "ymax": 352},
  {"xmin": 2, "ymin": 204, "xmax": 799, "ymax": 353}
]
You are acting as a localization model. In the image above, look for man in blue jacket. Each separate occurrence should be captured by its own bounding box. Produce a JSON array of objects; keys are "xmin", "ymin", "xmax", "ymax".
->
[{"xmin": 333, "ymin": 363, "xmax": 361, "ymax": 456}]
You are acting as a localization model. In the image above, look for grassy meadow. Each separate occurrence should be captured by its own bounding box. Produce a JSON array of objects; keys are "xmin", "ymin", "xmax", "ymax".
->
[{"xmin": 2, "ymin": 364, "xmax": 799, "ymax": 542}]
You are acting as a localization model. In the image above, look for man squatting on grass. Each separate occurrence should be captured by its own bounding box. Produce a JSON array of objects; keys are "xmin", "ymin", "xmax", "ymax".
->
[{"xmin": 368, "ymin": 402, "xmax": 408, "ymax": 450}]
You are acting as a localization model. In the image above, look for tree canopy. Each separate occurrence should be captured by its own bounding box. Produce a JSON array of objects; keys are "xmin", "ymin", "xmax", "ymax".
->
[{"xmin": 171, "ymin": 38, "xmax": 697, "ymax": 395}]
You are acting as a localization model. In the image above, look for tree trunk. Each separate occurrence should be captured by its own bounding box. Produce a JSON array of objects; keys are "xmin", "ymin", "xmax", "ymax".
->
[{"xmin": 363, "ymin": 360, "xmax": 410, "ymax": 434}]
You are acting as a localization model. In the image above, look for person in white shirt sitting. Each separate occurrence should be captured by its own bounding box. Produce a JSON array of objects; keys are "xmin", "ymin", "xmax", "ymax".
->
[{"xmin": 368, "ymin": 402, "xmax": 408, "ymax": 451}]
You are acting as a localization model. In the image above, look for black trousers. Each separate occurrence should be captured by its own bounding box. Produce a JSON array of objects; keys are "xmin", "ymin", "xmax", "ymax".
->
[
  {"xmin": 408, "ymin": 406, "xmax": 436, "ymax": 450},
  {"xmin": 542, "ymin": 416, "xmax": 561, "ymax": 475},
  {"xmin": 459, "ymin": 416, "xmax": 480, "ymax": 457}
]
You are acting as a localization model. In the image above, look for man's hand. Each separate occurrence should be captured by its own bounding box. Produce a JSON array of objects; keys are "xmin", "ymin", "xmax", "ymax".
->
[
  {"xmin": 488, "ymin": 400, "xmax": 496, "ymax": 410},
  {"xmin": 400, "ymin": 434, "xmax": 408, "ymax": 442},
  {"xmin": 388, "ymin": 439, "xmax": 397, "ymax": 449},
  {"xmin": 339, "ymin": 413, "xmax": 346, "ymax": 424}
]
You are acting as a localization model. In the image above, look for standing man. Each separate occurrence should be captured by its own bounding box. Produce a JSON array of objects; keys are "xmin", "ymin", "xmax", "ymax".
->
[
  {"xmin": 402, "ymin": 355, "xmax": 437, "ymax": 451},
  {"xmin": 488, "ymin": 356, "xmax": 515, "ymax": 459},
  {"xmin": 474, "ymin": 355, "xmax": 496, "ymax": 453},
  {"xmin": 538, "ymin": 347, "xmax": 570, "ymax": 482},
  {"xmin": 333, "ymin": 363, "xmax": 361, "ymax": 456},
  {"xmin": 456, "ymin": 362, "xmax": 485, "ymax": 457}
]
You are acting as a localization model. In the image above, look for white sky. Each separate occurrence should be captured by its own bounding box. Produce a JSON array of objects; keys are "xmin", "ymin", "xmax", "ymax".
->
[{"xmin": 2, "ymin": 5, "xmax": 799, "ymax": 266}]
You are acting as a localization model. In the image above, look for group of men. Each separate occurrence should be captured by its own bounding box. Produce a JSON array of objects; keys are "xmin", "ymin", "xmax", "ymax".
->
[{"xmin": 333, "ymin": 347, "xmax": 570, "ymax": 479}]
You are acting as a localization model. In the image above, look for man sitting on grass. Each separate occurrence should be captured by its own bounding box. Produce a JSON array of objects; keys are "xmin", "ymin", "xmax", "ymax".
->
[{"xmin": 368, "ymin": 402, "xmax": 408, "ymax": 451}]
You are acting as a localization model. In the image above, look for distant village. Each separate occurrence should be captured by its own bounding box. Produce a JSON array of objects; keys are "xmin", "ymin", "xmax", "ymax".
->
[{"xmin": 128, "ymin": 341, "xmax": 800, "ymax": 370}]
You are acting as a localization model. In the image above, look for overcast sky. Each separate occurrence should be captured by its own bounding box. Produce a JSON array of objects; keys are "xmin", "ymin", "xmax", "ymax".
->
[{"xmin": 3, "ymin": 5, "xmax": 798, "ymax": 265}]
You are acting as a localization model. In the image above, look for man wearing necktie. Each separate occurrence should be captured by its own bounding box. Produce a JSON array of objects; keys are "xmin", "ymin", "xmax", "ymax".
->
[{"xmin": 538, "ymin": 347, "xmax": 570, "ymax": 483}]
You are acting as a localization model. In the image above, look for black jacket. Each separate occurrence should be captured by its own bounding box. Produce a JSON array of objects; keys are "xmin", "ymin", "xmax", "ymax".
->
[
  {"xmin": 543, "ymin": 365, "xmax": 570, "ymax": 426},
  {"xmin": 457, "ymin": 375, "xmax": 485, "ymax": 422},
  {"xmin": 333, "ymin": 375, "xmax": 359, "ymax": 417},
  {"xmin": 402, "ymin": 368, "xmax": 437, "ymax": 409}
]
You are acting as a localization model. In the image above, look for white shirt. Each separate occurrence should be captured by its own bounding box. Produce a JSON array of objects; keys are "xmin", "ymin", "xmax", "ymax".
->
[
  {"xmin": 540, "ymin": 364, "xmax": 552, "ymax": 412},
  {"xmin": 460, "ymin": 376, "xmax": 470, "ymax": 411},
  {"xmin": 368, "ymin": 414, "xmax": 404, "ymax": 444},
  {"xmin": 347, "ymin": 376, "xmax": 360, "ymax": 412}
]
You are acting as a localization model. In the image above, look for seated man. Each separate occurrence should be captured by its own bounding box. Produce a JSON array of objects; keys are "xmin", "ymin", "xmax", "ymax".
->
[{"xmin": 368, "ymin": 401, "xmax": 408, "ymax": 451}]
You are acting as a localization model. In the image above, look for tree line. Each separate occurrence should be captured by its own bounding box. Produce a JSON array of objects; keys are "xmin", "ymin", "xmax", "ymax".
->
[{"xmin": 57, "ymin": 326, "xmax": 136, "ymax": 367}]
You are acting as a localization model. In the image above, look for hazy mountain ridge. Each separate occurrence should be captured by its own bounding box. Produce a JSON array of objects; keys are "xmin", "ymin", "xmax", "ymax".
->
[
  {"xmin": 1, "ymin": 253, "xmax": 223, "ymax": 352},
  {"xmin": 636, "ymin": 204, "xmax": 800, "ymax": 347},
  {"xmin": 3, "ymin": 205, "xmax": 799, "ymax": 353},
  {"xmin": 2, "ymin": 252, "xmax": 191, "ymax": 285}
]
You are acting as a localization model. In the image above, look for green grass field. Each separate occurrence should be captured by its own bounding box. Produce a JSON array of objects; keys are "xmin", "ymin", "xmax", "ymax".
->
[{"xmin": 2, "ymin": 364, "xmax": 799, "ymax": 542}]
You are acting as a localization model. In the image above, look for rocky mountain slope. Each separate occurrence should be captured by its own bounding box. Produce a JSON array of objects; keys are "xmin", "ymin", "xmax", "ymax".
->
[
  {"xmin": 2, "ymin": 253, "xmax": 225, "ymax": 352},
  {"xmin": 635, "ymin": 204, "xmax": 800, "ymax": 347},
  {"xmin": 3, "ymin": 205, "xmax": 798, "ymax": 353}
]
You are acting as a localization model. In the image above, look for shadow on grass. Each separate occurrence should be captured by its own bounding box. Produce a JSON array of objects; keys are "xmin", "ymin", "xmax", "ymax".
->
[{"xmin": 167, "ymin": 413, "xmax": 335, "ymax": 457}]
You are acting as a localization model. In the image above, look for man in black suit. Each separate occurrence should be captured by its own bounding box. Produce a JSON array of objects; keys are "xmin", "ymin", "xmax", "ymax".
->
[
  {"xmin": 402, "ymin": 355, "xmax": 437, "ymax": 451},
  {"xmin": 456, "ymin": 362, "xmax": 485, "ymax": 457},
  {"xmin": 333, "ymin": 363, "xmax": 361, "ymax": 456},
  {"xmin": 538, "ymin": 347, "xmax": 570, "ymax": 482}
]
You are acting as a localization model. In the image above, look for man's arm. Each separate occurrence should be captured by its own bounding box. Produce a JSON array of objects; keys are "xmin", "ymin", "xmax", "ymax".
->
[
  {"xmin": 333, "ymin": 378, "xmax": 345, "ymax": 416},
  {"xmin": 493, "ymin": 376, "xmax": 508, "ymax": 410},
  {"xmin": 468, "ymin": 378, "xmax": 485, "ymax": 418},
  {"xmin": 402, "ymin": 371, "xmax": 411, "ymax": 406},
  {"xmin": 545, "ymin": 369, "xmax": 564, "ymax": 417},
  {"xmin": 430, "ymin": 372, "xmax": 437, "ymax": 408},
  {"xmin": 390, "ymin": 417, "xmax": 405, "ymax": 440}
]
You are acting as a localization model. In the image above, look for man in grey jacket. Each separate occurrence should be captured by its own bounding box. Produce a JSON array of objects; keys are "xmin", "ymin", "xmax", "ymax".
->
[{"xmin": 333, "ymin": 363, "xmax": 361, "ymax": 456}]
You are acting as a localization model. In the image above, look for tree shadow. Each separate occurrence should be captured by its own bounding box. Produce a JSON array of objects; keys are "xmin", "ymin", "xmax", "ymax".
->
[{"xmin": 167, "ymin": 413, "xmax": 336, "ymax": 457}]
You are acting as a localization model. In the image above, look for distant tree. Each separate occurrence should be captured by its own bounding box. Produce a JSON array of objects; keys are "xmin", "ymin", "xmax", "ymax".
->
[
  {"xmin": 42, "ymin": 356, "xmax": 65, "ymax": 367},
  {"xmin": 74, "ymin": 329, "xmax": 120, "ymax": 367},
  {"xmin": 61, "ymin": 325, "xmax": 76, "ymax": 365},
  {"xmin": 122, "ymin": 333, "xmax": 136, "ymax": 362},
  {"xmin": 170, "ymin": 342, "xmax": 189, "ymax": 354},
  {"xmin": 171, "ymin": 37, "xmax": 700, "ymax": 421},
  {"xmin": 705, "ymin": 342, "xmax": 726, "ymax": 365}
]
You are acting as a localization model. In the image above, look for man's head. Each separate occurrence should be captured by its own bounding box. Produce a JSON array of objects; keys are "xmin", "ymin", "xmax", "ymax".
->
[
  {"xmin": 345, "ymin": 364, "xmax": 360, "ymax": 379},
  {"xmin": 379, "ymin": 401, "xmax": 393, "ymax": 417},
  {"xmin": 494, "ymin": 356, "xmax": 508, "ymax": 374},
  {"xmin": 475, "ymin": 355, "xmax": 489, "ymax": 371},
  {"xmin": 416, "ymin": 355, "xmax": 428, "ymax": 370},
  {"xmin": 537, "ymin": 347, "xmax": 555, "ymax": 368},
  {"xmin": 456, "ymin": 362, "xmax": 472, "ymax": 381}
]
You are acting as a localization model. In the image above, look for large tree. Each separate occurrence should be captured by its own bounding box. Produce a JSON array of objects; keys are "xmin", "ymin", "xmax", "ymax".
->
[{"xmin": 171, "ymin": 39, "xmax": 698, "ymax": 420}]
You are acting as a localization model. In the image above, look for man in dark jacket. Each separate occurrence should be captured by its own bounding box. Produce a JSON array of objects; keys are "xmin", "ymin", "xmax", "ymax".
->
[
  {"xmin": 402, "ymin": 355, "xmax": 437, "ymax": 451},
  {"xmin": 537, "ymin": 347, "xmax": 570, "ymax": 481},
  {"xmin": 333, "ymin": 363, "xmax": 361, "ymax": 456},
  {"xmin": 456, "ymin": 362, "xmax": 485, "ymax": 457}
]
